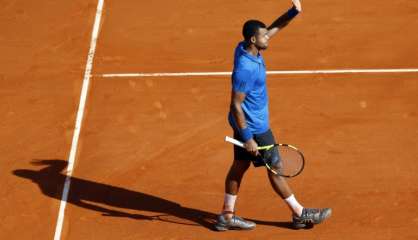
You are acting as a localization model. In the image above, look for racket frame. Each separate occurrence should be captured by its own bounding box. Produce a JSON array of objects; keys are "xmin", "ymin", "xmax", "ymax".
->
[{"xmin": 224, "ymin": 136, "xmax": 305, "ymax": 177}]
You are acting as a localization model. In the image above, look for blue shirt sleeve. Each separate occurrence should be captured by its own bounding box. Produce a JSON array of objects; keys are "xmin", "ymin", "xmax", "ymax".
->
[{"xmin": 232, "ymin": 68, "xmax": 255, "ymax": 94}]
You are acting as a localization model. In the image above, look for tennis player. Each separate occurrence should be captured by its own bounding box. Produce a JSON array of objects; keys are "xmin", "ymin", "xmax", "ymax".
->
[{"xmin": 215, "ymin": 0, "xmax": 332, "ymax": 231}]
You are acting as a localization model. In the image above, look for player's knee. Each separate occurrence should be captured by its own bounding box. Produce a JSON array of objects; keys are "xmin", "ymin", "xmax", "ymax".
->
[{"xmin": 270, "ymin": 156, "xmax": 282, "ymax": 171}]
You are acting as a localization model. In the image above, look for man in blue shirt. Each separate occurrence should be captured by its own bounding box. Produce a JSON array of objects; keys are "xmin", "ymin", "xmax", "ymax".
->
[{"xmin": 215, "ymin": 0, "xmax": 332, "ymax": 231}]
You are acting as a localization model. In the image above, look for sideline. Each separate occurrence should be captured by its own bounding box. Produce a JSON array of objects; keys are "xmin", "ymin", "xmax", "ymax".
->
[{"xmin": 53, "ymin": 0, "xmax": 104, "ymax": 239}]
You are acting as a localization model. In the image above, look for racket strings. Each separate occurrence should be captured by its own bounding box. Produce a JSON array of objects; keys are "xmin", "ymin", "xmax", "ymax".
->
[
  {"xmin": 262, "ymin": 145, "xmax": 304, "ymax": 177},
  {"xmin": 277, "ymin": 145, "xmax": 304, "ymax": 177}
]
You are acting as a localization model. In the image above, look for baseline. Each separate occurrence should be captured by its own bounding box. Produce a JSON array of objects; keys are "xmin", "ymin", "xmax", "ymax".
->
[{"xmin": 94, "ymin": 68, "xmax": 418, "ymax": 78}]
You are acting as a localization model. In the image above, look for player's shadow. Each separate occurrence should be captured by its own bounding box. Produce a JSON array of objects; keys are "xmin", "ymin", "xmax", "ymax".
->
[
  {"xmin": 13, "ymin": 159, "xmax": 295, "ymax": 230},
  {"xmin": 13, "ymin": 159, "xmax": 218, "ymax": 230}
]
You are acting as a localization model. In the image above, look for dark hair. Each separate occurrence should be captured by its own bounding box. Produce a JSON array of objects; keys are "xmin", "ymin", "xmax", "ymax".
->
[{"xmin": 242, "ymin": 20, "xmax": 266, "ymax": 42}]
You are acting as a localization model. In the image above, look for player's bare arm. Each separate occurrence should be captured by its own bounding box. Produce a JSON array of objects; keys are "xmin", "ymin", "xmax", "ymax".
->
[
  {"xmin": 230, "ymin": 91, "xmax": 259, "ymax": 156},
  {"xmin": 267, "ymin": 0, "xmax": 302, "ymax": 38}
]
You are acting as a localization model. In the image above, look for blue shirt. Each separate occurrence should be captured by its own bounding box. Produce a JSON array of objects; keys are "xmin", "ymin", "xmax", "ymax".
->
[{"xmin": 228, "ymin": 41, "xmax": 269, "ymax": 135}]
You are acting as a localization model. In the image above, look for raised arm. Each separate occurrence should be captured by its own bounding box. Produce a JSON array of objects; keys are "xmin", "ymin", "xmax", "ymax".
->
[{"xmin": 267, "ymin": 0, "xmax": 302, "ymax": 38}]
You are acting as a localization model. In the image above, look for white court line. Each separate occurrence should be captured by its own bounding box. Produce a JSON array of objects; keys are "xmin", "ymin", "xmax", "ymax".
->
[
  {"xmin": 94, "ymin": 68, "xmax": 418, "ymax": 78},
  {"xmin": 53, "ymin": 0, "xmax": 104, "ymax": 240}
]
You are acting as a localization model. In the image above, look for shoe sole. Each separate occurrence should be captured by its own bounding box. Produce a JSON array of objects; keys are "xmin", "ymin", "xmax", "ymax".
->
[{"xmin": 214, "ymin": 224, "xmax": 255, "ymax": 231}]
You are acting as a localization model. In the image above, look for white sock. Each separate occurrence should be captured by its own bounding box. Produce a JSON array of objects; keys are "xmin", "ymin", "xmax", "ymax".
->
[
  {"xmin": 222, "ymin": 193, "xmax": 237, "ymax": 213},
  {"xmin": 284, "ymin": 194, "xmax": 304, "ymax": 217}
]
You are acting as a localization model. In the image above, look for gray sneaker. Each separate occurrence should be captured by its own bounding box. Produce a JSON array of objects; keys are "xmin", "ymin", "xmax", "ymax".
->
[
  {"xmin": 292, "ymin": 208, "xmax": 332, "ymax": 229},
  {"xmin": 214, "ymin": 214, "xmax": 256, "ymax": 231}
]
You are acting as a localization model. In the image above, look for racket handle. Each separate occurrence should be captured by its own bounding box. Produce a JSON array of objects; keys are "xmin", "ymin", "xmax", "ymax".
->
[{"xmin": 225, "ymin": 136, "xmax": 245, "ymax": 148}]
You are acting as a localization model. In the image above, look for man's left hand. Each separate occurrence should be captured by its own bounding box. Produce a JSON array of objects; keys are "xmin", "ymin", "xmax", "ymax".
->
[{"xmin": 292, "ymin": 0, "xmax": 302, "ymax": 12}]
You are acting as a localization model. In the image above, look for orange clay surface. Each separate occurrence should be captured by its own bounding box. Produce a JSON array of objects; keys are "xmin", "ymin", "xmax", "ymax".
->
[{"xmin": 1, "ymin": 0, "xmax": 418, "ymax": 239}]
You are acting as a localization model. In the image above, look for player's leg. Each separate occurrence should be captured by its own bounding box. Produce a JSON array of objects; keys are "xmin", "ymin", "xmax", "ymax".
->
[
  {"xmin": 257, "ymin": 131, "xmax": 304, "ymax": 217},
  {"xmin": 267, "ymin": 163, "xmax": 303, "ymax": 216},
  {"xmin": 225, "ymin": 158, "xmax": 251, "ymax": 194},
  {"xmin": 267, "ymin": 161, "xmax": 293, "ymax": 198},
  {"xmin": 262, "ymin": 130, "xmax": 332, "ymax": 228},
  {"xmin": 215, "ymin": 138, "xmax": 256, "ymax": 231},
  {"xmin": 223, "ymin": 158, "xmax": 251, "ymax": 216}
]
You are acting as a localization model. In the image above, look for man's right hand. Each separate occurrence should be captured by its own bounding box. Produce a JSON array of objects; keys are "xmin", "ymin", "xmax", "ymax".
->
[{"xmin": 244, "ymin": 139, "xmax": 259, "ymax": 156}]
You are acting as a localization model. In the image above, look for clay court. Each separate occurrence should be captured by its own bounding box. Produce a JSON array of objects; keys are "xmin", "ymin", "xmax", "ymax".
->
[{"xmin": 1, "ymin": 0, "xmax": 418, "ymax": 239}]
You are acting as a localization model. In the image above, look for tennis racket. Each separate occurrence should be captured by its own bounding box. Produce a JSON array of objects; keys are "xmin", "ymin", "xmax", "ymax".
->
[{"xmin": 225, "ymin": 136, "xmax": 305, "ymax": 178}]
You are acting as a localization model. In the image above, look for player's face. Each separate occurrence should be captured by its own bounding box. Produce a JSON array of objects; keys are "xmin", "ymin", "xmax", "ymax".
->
[{"xmin": 254, "ymin": 28, "xmax": 269, "ymax": 50}]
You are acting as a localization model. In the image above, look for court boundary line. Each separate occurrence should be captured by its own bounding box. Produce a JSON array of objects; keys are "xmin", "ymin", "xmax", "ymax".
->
[
  {"xmin": 53, "ymin": 0, "xmax": 104, "ymax": 239},
  {"xmin": 93, "ymin": 68, "xmax": 418, "ymax": 78}
]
